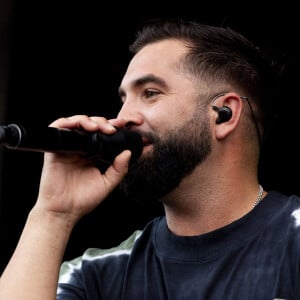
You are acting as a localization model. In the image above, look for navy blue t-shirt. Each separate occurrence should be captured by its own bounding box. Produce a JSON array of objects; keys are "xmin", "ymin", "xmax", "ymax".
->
[{"xmin": 57, "ymin": 191, "xmax": 300, "ymax": 299}]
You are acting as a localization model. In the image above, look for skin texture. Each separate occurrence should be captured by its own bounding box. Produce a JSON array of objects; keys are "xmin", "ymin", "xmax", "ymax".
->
[
  {"xmin": 119, "ymin": 40, "xmax": 212, "ymax": 202},
  {"xmin": 0, "ymin": 39, "xmax": 265, "ymax": 299}
]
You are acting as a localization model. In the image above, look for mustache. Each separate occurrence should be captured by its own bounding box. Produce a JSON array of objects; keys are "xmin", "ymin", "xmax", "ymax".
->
[{"xmin": 129, "ymin": 129, "xmax": 158, "ymax": 146}]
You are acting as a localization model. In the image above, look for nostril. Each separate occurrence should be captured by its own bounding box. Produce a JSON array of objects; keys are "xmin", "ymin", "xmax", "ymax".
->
[{"xmin": 124, "ymin": 121, "xmax": 136, "ymax": 129}]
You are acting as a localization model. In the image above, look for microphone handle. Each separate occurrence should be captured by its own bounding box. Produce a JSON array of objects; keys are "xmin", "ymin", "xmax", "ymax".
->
[{"xmin": 0, "ymin": 124, "xmax": 143, "ymax": 163}]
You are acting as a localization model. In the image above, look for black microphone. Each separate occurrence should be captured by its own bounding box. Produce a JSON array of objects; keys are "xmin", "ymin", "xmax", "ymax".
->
[{"xmin": 0, "ymin": 124, "xmax": 143, "ymax": 163}]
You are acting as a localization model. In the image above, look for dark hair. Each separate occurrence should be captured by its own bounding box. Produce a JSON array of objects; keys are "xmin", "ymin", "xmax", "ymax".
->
[{"xmin": 129, "ymin": 18, "xmax": 283, "ymax": 141}]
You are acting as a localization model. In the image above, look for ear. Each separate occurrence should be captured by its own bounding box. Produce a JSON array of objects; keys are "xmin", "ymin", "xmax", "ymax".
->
[{"xmin": 212, "ymin": 92, "xmax": 243, "ymax": 140}]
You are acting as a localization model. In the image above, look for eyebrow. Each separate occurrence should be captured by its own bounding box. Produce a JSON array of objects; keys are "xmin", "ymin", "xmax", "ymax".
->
[{"xmin": 118, "ymin": 74, "xmax": 168, "ymax": 98}]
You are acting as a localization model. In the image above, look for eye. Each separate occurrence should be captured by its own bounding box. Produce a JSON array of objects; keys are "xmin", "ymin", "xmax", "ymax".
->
[{"xmin": 143, "ymin": 89, "xmax": 161, "ymax": 99}]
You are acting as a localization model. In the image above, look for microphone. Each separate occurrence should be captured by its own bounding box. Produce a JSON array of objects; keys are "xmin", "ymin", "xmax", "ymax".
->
[{"xmin": 0, "ymin": 124, "xmax": 143, "ymax": 163}]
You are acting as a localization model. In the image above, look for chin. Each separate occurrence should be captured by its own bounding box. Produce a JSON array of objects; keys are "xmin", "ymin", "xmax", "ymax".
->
[{"xmin": 141, "ymin": 144, "xmax": 154, "ymax": 155}]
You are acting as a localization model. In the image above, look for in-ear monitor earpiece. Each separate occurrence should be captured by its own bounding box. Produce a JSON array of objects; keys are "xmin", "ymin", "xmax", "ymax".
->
[{"xmin": 212, "ymin": 106, "xmax": 232, "ymax": 124}]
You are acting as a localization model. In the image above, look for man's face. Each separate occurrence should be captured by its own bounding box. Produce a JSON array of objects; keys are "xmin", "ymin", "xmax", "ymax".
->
[
  {"xmin": 120, "ymin": 110, "xmax": 212, "ymax": 202},
  {"xmin": 117, "ymin": 39, "xmax": 212, "ymax": 202}
]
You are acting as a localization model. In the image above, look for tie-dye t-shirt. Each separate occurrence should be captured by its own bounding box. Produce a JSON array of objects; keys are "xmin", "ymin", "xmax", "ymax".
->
[{"xmin": 57, "ymin": 191, "xmax": 300, "ymax": 299}]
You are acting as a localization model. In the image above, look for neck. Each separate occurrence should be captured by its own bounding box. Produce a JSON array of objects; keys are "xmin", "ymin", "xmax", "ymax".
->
[{"xmin": 162, "ymin": 175, "xmax": 265, "ymax": 236}]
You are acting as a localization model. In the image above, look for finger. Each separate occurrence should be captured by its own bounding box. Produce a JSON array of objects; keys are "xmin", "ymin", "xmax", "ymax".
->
[
  {"xmin": 108, "ymin": 118, "xmax": 128, "ymax": 129},
  {"xmin": 102, "ymin": 150, "xmax": 131, "ymax": 193},
  {"xmin": 49, "ymin": 115, "xmax": 116, "ymax": 134},
  {"xmin": 49, "ymin": 115, "xmax": 87, "ymax": 127}
]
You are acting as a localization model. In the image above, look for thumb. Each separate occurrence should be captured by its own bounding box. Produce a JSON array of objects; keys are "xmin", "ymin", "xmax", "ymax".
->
[{"xmin": 102, "ymin": 150, "xmax": 132, "ymax": 193}]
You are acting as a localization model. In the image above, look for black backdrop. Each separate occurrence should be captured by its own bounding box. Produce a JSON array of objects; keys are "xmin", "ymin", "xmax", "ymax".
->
[{"xmin": 1, "ymin": 2, "xmax": 300, "ymax": 273}]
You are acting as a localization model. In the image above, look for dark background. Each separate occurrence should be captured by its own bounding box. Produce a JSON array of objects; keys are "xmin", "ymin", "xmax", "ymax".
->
[{"xmin": 1, "ymin": 2, "xmax": 300, "ymax": 273}]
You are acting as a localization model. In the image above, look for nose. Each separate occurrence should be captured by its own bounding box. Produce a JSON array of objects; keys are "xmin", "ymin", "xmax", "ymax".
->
[{"xmin": 117, "ymin": 100, "xmax": 144, "ymax": 129}]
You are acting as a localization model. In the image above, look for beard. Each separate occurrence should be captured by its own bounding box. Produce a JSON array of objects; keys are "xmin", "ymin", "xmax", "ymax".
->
[{"xmin": 119, "ymin": 113, "xmax": 212, "ymax": 205}]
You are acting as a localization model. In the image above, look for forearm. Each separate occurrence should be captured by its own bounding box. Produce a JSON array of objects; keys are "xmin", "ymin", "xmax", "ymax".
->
[
  {"xmin": 0, "ymin": 208, "xmax": 75, "ymax": 300},
  {"xmin": 0, "ymin": 116, "xmax": 131, "ymax": 299}
]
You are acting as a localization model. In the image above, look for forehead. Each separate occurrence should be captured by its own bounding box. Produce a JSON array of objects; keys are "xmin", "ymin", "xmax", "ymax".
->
[
  {"xmin": 121, "ymin": 39, "xmax": 190, "ymax": 87},
  {"xmin": 132, "ymin": 39, "xmax": 188, "ymax": 64}
]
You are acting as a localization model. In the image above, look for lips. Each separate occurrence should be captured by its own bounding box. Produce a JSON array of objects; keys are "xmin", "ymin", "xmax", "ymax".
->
[{"xmin": 142, "ymin": 137, "xmax": 152, "ymax": 147}]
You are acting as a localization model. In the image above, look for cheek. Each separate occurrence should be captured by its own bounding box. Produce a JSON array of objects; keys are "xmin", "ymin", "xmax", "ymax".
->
[
  {"xmin": 145, "ymin": 104, "xmax": 195, "ymax": 134},
  {"xmin": 145, "ymin": 106, "xmax": 178, "ymax": 128}
]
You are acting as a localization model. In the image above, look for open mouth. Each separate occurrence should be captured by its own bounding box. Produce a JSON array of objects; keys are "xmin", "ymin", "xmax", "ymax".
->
[
  {"xmin": 141, "ymin": 134, "xmax": 154, "ymax": 147},
  {"xmin": 142, "ymin": 138, "xmax": 152, "ymax": 147}
]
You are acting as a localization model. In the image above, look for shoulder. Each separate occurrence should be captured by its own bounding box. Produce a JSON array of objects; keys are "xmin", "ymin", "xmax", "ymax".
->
[
  {"xmin": 265, "ymin": 190, "xmax": 300, "ymax": 209},
  {"xmin": 59, "ymin": 229, "xmax": 142, "ymax": 276},
  {"xmin": 58, "ymin": 216, "xmax": 163, "ymax": 279},
  {"xmin": 84, "ymin": 229, "xmax": 143, "ymax": 260},
  {"xmin": 265, "ymin": 191, "xmax": 300, "ymax": 243}
]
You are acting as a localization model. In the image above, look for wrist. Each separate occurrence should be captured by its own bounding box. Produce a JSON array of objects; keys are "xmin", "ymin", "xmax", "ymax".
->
[{"xmin": 28, "ymin": 206, "xmax": 77, "ymax": 236}]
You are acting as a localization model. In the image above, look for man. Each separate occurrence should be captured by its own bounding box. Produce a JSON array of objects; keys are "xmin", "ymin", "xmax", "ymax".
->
[{"xmin": 0, "ymin": 18, "xmax": 299, "ymax": 299}]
